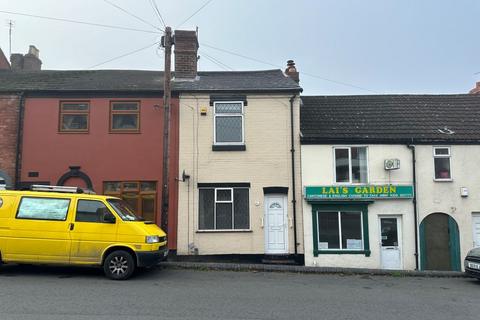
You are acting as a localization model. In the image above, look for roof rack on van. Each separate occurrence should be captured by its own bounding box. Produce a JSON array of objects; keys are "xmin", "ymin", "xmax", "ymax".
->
[
  {"xmin": 30, "ymin": 185, "xmax": 96, "ymax": 194},
  {"xmin": 0, "ymin": 184, "xmax": 6, "ymax": 191}
]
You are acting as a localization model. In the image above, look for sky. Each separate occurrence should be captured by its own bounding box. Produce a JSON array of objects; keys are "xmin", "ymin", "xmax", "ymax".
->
[{"xmin": 0, "ymin": 0, "xmax": 479, "ymax": 95}]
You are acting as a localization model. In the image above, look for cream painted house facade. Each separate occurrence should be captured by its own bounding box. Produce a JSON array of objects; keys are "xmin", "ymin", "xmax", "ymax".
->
[
  {"xmin": 300, "ymin": 94, "xmax": 480, "ymax": 271},
  {"xmin": 302, "ymin": 144, "xmax": 416, "ymax": 270},
  {"xmin": 175, "ymin": 70, "xmax": 303, "ymax": 259}
]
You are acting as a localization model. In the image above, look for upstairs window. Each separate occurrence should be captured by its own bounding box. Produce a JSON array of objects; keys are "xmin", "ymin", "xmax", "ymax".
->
[
  {"xmin": 334, "ymin": 147, "xmax": 368, "ymax": 184},
  {"xmin": 59, "ymin": 102, "xmax": 89, "ymax": 132},
  {"xmin": 434, "ymin": 147, "xmax": 451, "ymax": 180},
  {"xmin": 110, "ymin": 101, "xmax": 140, "ymax": 132},
  {"xmin": 214, "ymin": 102, "xmax": 244, "ymax": 145}
]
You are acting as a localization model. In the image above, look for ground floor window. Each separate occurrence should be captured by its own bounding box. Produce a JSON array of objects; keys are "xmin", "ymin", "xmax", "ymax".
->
[
  {"xmin": 198, "ymin": 186, "xmax": 250, "ymax": 230},
  {"xmin": 104, "ymin": 181, "xmax": 157, "ymax": 222},
  {"xmin": 311, "ymin": 202, "xmax": 370, "ymax": 256}
]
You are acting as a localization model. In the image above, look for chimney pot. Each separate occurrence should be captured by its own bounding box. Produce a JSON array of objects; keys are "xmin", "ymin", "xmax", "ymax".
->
[
  {"xmin": 285, "ymin": 59, "xmax": 299, "ymax": 83},
  {"xmin": 10, "ymin": 45, "xmax": 42, "ymax": 71},
  {"xmin": 470, "ymin": 81, "xmax": 480, "ymax": 95}
]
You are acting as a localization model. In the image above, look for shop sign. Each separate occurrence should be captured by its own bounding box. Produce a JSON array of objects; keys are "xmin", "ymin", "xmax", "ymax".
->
[{"xmin": 305, "ymin": 185, "xmax": 414, "ymax": 200}]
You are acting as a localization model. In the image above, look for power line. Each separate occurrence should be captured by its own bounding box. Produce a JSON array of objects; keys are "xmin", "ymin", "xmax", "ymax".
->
[
  {"xmin": 0, "ymin": 9, "xmax": 161, "ymax": 34},
  {"xmin": 149, "ymin": 0, "xmax": 167, "ymax": 29},
  {"xmin": 201, "ymin": 42, "xmax": 380, "ymax": 93},
  {"xmin": 103, "ymin": 0, "xmax": 163, "ymax": 32},
  {"xmin": 176, "ymin": 0, "xmax": 214, "ymax": 29},
  {"xmin": 88, "ymin": 41, "xmax": 160, "ymax": 69},
  {"xmin": 199, "ymin": 49, "xmax": 234, "ymax": 71}
]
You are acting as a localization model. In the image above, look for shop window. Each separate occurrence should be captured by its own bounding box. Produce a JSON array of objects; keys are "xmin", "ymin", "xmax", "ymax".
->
[
  {"xmin": 433, "ymin": 147, "xmax": 451, "ymax": 180},
  {"xmin": 59, "ymin": 102, "xmax": 89, "ymax": 132},
  {"xmin": 214, "ymin": 102, "xmax": 244, "ymax": 145},
  {"xmin": 334, "ymin": 146, "xmax": 368, "ymax": 184},
  {"xmin": 317, "ymin": 211, "xmax": 363, "ymax": 250},
  {"xmin": 198, "ymin": 187, "xmax": 249, "ymax": 230},
  {"xmin": 110, "ymin": 101, "xmax": 140, "ymax": 132},
  {"xmin": 103, "ymin": 181, "xmax": 156, "ymax": 221},
  {"xmin": 17, "ymin": 197, "xmax": 70, "ymax": 221},
  {"xmin": 312, "ymin": 204, "xmax": 370, "ymax": 256}
]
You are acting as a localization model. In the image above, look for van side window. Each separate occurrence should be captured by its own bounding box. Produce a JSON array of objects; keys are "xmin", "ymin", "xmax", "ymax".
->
[
  {"xmin": 17, "ymin": 197, "xmax": 70, "ymax": 221},
  {"xmin": 76, "ymin": 200, "xmax": 111, "ymax": 223}
]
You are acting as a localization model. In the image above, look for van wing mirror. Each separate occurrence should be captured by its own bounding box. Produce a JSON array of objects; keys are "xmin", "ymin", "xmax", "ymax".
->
[{"xmin": 103, "ymin": 212, "xmax": 116, "ymax": 224}]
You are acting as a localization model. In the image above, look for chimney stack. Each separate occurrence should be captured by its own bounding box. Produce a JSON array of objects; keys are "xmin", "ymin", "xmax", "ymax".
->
[
  {"xmin": 470, "ymin": 82, "xmax": 480, "ymax": 94},
  {"xmin": 10, "ymin": 45, "xmax": 42, "ymax": 71},
  {"xmin": 285, "ymin": 60, "xmax": 299, "ymax": 83},
  {"xmin": 173, "ymin": 30, "xmax": 199, "ymax": 80}
]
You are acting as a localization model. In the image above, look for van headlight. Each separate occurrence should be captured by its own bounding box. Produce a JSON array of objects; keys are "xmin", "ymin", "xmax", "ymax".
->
[{"xmin": 145, "ymin": 235, "xmax": 160, "ymax": 243}]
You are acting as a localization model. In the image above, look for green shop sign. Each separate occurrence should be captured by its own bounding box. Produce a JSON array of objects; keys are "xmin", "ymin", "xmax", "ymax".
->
[{"xmin": 305, "ymin": 185, "xmax": 414, "ymax": 200}]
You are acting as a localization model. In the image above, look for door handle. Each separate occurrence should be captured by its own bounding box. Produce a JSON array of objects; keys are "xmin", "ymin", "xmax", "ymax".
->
[
  {"xmin": 261, "ymin": 217, "xmax": 264, "ymax": 228},
  {"xmin": 289, "ymin": 217, "xmax": 293, "ymax": 229},
  {"xmin": 69, "ymin": 223, "xmax": 75, "ymax": 231}
]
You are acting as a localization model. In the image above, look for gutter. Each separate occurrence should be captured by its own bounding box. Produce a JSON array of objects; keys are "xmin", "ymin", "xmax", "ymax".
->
[
  {"xmin": 407, "ymin": 144, "xmax": 420, "ymax": 270},
  {"xmin": 14, "ymin": 92, "xmax": 25, "ymax": 189},
  {"xmin": 289, "ymin": 94, "xmax": 299, "ymax": 259}
]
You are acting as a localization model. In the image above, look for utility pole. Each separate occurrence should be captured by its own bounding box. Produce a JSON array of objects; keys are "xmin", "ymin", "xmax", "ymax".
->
[{"xmin": 161, "ymin": 26, "xmax": 173, "ymax": 234}]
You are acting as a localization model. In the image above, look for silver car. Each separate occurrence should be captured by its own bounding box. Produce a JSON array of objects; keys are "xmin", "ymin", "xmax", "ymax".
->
[{"xmin": 465, "ymin": 248, "xmax": 480, "ymax": 279}]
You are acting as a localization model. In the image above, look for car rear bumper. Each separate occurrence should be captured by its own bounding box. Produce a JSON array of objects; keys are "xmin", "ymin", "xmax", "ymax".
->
[{"xmin": 136, "ymin": 245, "xmax": 169, "ymax": 267}]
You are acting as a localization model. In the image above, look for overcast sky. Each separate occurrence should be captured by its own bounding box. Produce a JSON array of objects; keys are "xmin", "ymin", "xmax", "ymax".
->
[{"xmin": 1, "ymin": 0, "xmax": 479, "ymax": 95}]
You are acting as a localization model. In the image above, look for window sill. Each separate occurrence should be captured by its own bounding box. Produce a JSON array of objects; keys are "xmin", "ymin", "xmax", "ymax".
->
[
  {"xmin": 212, "ymin": 145, "xmax": 246, "ymax": 151},
  {"xmin": 433, "ymin": 178, "xmax": 453, "ymax": 182},
  {"xmin": 196, "ymin": 229, "xmax": 252, "ymax": 233},
  {"xmin": 313, "ymin": 250, "xmax": 371, "ymax": 257}
]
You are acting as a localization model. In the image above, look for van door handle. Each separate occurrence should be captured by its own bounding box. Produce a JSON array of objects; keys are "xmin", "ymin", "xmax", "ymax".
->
[{"xmin": 69, "ymin": 223, "xmax": 75, "ymax": 231}]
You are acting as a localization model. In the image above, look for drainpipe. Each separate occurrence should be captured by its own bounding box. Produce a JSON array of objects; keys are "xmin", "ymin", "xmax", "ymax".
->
[
  {"xmin": 14, "ymin": 92, "xmax": 25, "ymax": 190},
  {"xmin": 290, "ymin": 94, "xmax": 298, "ymax": 259},
  {"xmin": 407, "ymin": 144, "xmax": 419, "ymax": 270}
]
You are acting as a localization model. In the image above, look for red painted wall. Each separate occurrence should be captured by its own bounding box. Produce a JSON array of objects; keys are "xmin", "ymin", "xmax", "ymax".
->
[{"xmin": 21, "ymin": 96, "xmax": 179, "ymax": 249}]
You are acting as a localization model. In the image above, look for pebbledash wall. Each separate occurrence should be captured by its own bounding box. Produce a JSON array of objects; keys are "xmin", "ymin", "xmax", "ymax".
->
[
  {"xmin": 415, "ymin": 145, "xmax": 480, "ymax": 271},
  {"xmin": 176, "ymin": 94, "xmax": 303, "ymax": 256},
  {"xmin": 302, "ymin": 144, "xmax": 416, "ymax": 270}
]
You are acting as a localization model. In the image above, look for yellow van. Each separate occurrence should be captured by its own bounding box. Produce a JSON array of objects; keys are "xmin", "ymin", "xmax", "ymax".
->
[{"xmin": 0, "ymin": 185, "xmax": 168, "ymax": 280}]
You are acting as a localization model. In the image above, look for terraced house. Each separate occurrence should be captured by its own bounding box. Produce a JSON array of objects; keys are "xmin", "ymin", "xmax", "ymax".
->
[{"xmin": 301, "ymin": 94, "xmax": 480, "ymax": 271}]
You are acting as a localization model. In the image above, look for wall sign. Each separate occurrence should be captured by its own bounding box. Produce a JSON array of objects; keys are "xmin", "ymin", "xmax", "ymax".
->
[{"xmin": 305, "ymin": 185, "xmax": 414, "ymax": 200}]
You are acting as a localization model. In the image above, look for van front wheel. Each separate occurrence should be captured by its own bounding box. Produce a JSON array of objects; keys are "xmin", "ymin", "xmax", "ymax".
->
[{"xmin": 103, "ymin": 250, "xmax": 135, "ymax": 280}]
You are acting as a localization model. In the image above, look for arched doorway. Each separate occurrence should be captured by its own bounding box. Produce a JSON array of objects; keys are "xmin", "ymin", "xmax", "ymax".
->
[
  {"xmin": 420, "ymin": 213, "xmax": 461, "ymax": 271},
  {"xmin": 57, "ymin": 166, "xmax": 94, "ymax": 191}
]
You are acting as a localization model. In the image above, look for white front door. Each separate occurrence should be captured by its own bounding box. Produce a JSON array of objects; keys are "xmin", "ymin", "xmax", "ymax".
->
[
  {"xmin": 473, "ymin": 214, "xmax": 480, "ymax": 248},
  {"xmin": 379, "ymin": 216, "xmax": 402, "ymax": 270},
  {"xmin": 264, "ymin": 195, "xmax": 288, "ymax": 254}
]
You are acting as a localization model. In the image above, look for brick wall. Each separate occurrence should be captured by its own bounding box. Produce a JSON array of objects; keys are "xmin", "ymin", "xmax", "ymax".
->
[
  {"xmin": 174, "ymin": 30, "xmax": 198, "ymax": 79},
  {"xmin": 470, "ymin": 82, "xmax": 480, "ymax": 94},
  {"xmin": 0, "ymin": 95, "xmax": 20, "ymax": 186}
]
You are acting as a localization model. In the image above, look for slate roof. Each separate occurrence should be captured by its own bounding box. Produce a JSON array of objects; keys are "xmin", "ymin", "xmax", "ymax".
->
[
  {"xmin": 0, "ymin": 69, "xmax": 301, "ymax": 93},
  {"xmin": 301, "ymin": 94, "xmax": 480, "ymax": 144}
]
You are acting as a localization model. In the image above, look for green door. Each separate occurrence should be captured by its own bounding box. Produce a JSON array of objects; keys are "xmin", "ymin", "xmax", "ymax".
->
[{"xmin": 420, "ymin": 213, "xmax": 460, "ymax": 271}]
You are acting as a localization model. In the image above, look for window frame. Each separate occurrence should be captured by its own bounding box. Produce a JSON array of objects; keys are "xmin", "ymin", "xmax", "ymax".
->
[
  {"xmin": 109, "ymin": 101, "xmax": 141, "ymax": 133},
  {"xmin": 16, "ymin": 196, "xmax": 71, "ymax": 221},
  {"xmin": 213, "ymin": 101, "xmax": 245, "ymax": 146},
  {"xmin": 58, "ymin": 101, "xmax": 90, "ymax": 133},
  {"xmin": 311, "ymin": 203, "xmax": 371, "ymax": 257},
  {"xmin": 316, "ymin": 210, "xmax": 364, "ymax": 251},
  {"xmin": 433, "ymin": 146, "xmax": 452, "ymax": 181},
  {"xmin": 333, "ymin": 146, "xmax": 369, "ymax": 185},
  {"xmin": 198, "ymin": 186, "xmax": 250, "ymax": 232}
]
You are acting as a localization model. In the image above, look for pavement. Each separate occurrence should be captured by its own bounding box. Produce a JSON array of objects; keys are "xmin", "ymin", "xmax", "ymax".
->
[{"xmin": 0, "ymin": 264, "xmax": 478, "ymax": 320}]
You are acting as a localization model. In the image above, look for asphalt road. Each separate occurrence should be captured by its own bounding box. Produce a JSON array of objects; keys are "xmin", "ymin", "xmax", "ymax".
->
[{"xmin": 0, "ymin": 264, "xmax": 478, "ymax": 320}]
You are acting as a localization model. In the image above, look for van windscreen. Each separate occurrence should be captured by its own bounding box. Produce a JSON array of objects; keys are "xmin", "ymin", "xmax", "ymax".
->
[{"xmin": 107, "ymin": 199, "xmax": 143, "ymax": 221}]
